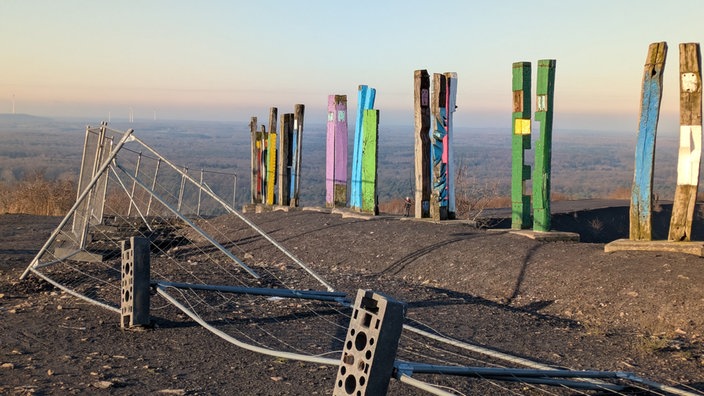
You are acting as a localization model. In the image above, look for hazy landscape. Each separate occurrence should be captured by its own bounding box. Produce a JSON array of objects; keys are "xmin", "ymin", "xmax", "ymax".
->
[{"xmin": 0, "ymin": 113, "xmax": 689, "ymax": 213}]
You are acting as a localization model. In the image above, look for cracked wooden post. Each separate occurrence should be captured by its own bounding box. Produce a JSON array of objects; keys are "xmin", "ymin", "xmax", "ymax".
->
[
  {"xmin": 445, "ymin": 72, "xmax": 458, "ymax": 219},
  {"xmin": 351, "ymin": 85, "xmax": 376, "ymax": 211},
  {"xmin": 430, "ymin": 73, "xmax": 458, "ymax": 220},
  {"xmin": 326, "ymin": 95, "xmax": 348, "ymax": 207},
  {"xmin": 669, "ymin": 43, "xmax": 702, "ymax": 241},
  {"xmin": 361, "ymin": 109, "xmax": 379, "ymax": 214},
  {"xmin": 266, "ymin": 107, "xmax": 278, "ymax": 206},
  {"xmin": 533, "ymin": 59, "xmax": 556, "ymax": 232},
  {"xmin": 511, "ymin": 62, "xmax": 532, "ymax": 230},
  {"xmin": 249, "ymin": 116, "xmax": 261, "ymax": 204},
  {"xmin": 278, "ymin": 113, "xmax": 293, "ymax": 206},
  {"xmin": 630, "ymin": 42, "xmax": 667, "ymax": 241},
  {"xmin": 413, "ymin": 70, "xmax": 431, "ymax": 218},
  {"xmin": 290, "ymin": 104, "xmax": 304, "ymax": 207}
]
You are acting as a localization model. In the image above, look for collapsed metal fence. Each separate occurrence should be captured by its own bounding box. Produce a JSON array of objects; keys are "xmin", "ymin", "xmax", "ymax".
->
[{"xmin": 20, "ymin": 124, "xmax": 703, "ymax": 396}]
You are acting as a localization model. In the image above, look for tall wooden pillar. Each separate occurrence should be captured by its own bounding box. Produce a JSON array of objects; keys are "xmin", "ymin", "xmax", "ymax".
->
[
  {"xmin": 361, "ymin": 109, "xmax": 379, "ymax": 214},
  {"xmin": 669, "ymin": 43, "xmax": 702, "ymax": 241},
  {"xmin": 511, "ymin": 62, "xmax": 532, "ymax": 229},
  {"xmin": 278, "ymin": 113, "xmax": 294, "ymax": 206},
  {"xmin": 327, "ymin": 95, "xmax": 348, "ymax": 207},
  {"xmin": 290, "ymin": 104, "xmax": 304, "ymax": 207},
  {"xmin": 413, "ymin": 70, "xmax": 431, "ymax": 218},
  {"xmin": 630, "ymin": 42, "xmax": 667, "ymax": 241},
  {"xmin": 350, "ymin": 85, "xmax": 376, "ymax": 210},
  {"xmin": 533, "ymin": 59, "xmax": 556, "ymax": 232},
  {"xmin": 265, "ymin": 108, "xmax": 278, "ymax": 206}
]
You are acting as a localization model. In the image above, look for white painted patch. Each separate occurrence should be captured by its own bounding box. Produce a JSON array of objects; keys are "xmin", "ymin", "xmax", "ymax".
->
[
  {"xmin": 537, "ymin": 95, "xmax": 547, "ymax": 112},
  {"xmin": 677, "ymin": 125, "xmax": 702, "ymax": 186},
  {"xmin": 681, "ymin": 72, "xmax": 699, "ymax": 93}
]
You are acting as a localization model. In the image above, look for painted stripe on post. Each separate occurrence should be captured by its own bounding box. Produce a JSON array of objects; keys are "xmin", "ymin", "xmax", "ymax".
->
[
  {"xmin": 361, "ymin": 109, "xmax": 379, "ymax": 213},
  {"xmin": 630, "ymin": 42, "xmax": 667, "ymax": 241},
  {"xmin": 669, "ymin": 43, "xmax": 702, "ymax": 241}
]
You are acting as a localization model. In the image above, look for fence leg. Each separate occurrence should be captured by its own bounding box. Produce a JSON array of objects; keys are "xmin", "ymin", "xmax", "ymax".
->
[
  {"xmin": 121, "ymin": 236, "xmax": 150, "ymax": 329},
  {"xmin": 431, "ymin": 73, "xmax": 449, "ymax": 220},
  {"xmin": 266, "ymin": 107, "xmax": 278, "ymax": 206},
  {"xmin": 351, "ymin": 85, "xmax": 376, "ymax": 211},
  {"xmin": 332, "ymin": 290, "xmax": 405, "ymax": 396},
  {"xmin": 511, "ymin": 62, "xmax": 532, "ymax": 229},
  {"xmin": 278, "ymin": 114, "xmax": 293, "ymax": 206}
]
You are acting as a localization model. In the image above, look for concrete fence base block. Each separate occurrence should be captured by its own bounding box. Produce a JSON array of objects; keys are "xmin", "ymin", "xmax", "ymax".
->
[{"xmin": 605, "ymin": 239, "xmax": 704, "ymax": 257}]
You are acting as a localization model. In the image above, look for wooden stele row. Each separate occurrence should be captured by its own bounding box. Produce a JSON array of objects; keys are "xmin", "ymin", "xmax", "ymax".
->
[
  {"xmin": 249, "ymin": 105, "xmax": 304, "ymax": 207},
  {"xmin": 510, "ymin": 60, "xmax": 556, "ymax": 232}
]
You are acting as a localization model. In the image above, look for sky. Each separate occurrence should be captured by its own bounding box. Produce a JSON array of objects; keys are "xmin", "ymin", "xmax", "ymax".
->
[{"xmin": 1, "ymin": 0, "xmax": 703, "ymax": 132}]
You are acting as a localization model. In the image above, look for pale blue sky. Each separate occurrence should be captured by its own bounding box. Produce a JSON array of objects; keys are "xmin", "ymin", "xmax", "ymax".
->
[{"xmin": 1, "ymin": 1, "xmax": 702, "ymax": 131}]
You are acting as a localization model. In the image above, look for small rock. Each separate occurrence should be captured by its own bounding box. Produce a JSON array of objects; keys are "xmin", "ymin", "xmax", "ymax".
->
[
  {"xmin": 92, "ymin": 381, "xmax": 114, "ymax": 389},
  {"xmin": 47, "ymin": 369, "xmax": 54, "ymax": 376},
  {"xmin": 57, "ymin": 305, "xmax": 63, "ymax": 310},
  {"xmin": 157, "ymin": 390, "xmax": 186, "ymax": 395},
  {"xmin": 270, "ymin": 376, "xmax": 284, "ymax": 382},
  {"xmin": 627, "ymin": 291, "xmax": 639, "ymax": 297},
  {"xmin": 1, "ymin": 363, "xmax": 15, "ymax": 369},
  {"xmin": 0, "ymin": 293, "xmax": 5, "ymax": 298}
]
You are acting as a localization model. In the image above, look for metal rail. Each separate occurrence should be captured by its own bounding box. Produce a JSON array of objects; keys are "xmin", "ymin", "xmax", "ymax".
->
[
  {"xmin": 156, "ymin": 285, "xmax": 340, "ymax": 366},
  {"xmin": 20, "ymin": 128, "xmax": 135, "ymax": 280},
  {"xmin": 156, "ymin": 281, "xmax": 348, "ymax": 303},
  {"xmin": 113, "ymin": 162, "xmax": 260, "ymax": 279},
  {"xmin": 130, "ymin": 134, "xmax": 336, "ymax": 292}
]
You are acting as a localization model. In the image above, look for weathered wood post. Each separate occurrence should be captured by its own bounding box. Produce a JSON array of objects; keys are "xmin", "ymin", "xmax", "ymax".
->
[
  {"xmin": 445, "ymin": 72, "xmax": 458, "ymax": 219},
  {"xmin": 669, "ymin": 43, "xmax": 702, "ymax": 241},
  {"xmin": 413, "ymin": 70, "xmax": 431, "ymax": 218},
  {"xmin": 533, "ymin": 59, "xmax": 557, "ymax": 232},
  {"xmin": 361, "ymin": 109, "xmax": 379, "ymax": 214},
  {"xmin": 250, "ymin": 116, "xmax": 260, "ymax": 204},
  {"xmin": 290, "ymin": 104, "xmax": 305, "ymax": 207},
  {"xmin": 511, "ymin": 62, "xmax": 532, "ymax": 229},
  {"xmin": 430, "ymin": 73, "xmax": 447, "ymax": 220},
  {"xmin": 630, "ymin": 42, "xmax": 667, "ymax": 241},
  {"xmin": 278, "ymin": 113, "xmax": 294, "ymax": 206},
  {"xmin": 326, "ymin": 95, "xmax": 348, "ymax": 207},
  {"xmin": 350, "ymin": 85, "xmax": 376, "ymax": 211},
  {"xmin": 266, "ymin": 107, "xmax": 278, "ymax": 206}
]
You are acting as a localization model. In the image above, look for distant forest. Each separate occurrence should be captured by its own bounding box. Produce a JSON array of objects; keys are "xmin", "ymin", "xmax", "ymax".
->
[{"xmin": 0, "ymin": 115, "xmax": 690, "ymax": 210}]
